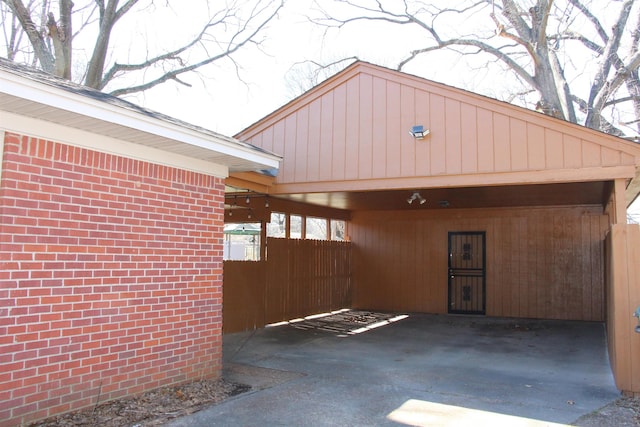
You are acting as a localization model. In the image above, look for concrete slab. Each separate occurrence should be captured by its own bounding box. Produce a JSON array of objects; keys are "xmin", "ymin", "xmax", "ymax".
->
[{"xmin": 167, "ymin": 313, "xmax": 620, "ymax": 426}]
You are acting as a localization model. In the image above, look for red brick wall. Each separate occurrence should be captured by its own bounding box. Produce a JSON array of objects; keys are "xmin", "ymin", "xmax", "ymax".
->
[{"xmin": 0, "ymin": 132, "xmax": 225, "ymax": 426}]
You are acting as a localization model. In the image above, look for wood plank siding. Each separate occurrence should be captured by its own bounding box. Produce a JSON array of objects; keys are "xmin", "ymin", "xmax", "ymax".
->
[
  {"xmin": 238, "ymin": 63, "xmax": 639, "ymax": 193},
  {"xmin": 350, "ymin": 206, "xmax": 608, "ymax": 321}
]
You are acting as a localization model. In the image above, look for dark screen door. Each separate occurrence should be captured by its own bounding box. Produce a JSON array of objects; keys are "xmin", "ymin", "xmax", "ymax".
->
[{"xmin": 448, "ymin": 232, "xmax": 486, "ymax": 315}]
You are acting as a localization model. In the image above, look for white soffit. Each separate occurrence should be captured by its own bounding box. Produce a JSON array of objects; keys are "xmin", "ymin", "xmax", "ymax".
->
[{"xmin": 0, "ymin": 63, "xmax": 281, "ymax": 175}]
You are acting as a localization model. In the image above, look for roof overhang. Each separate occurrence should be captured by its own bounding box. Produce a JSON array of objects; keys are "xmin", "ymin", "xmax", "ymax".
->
[{"xmin": 0, "ymin": 62, "xmax": 281, "ymax": 178}]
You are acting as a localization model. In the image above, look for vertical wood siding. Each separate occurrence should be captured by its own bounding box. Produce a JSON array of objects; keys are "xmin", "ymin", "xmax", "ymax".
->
[
  {"xmin": 223, "ymin": 239, "xmax": 352, "ymax": 333},
  {"xmin": 350, "ymin": 206, "xmax": 608, "ymax": 321},
  {"xmin": 240, "ymin": 65, "xmax": 639, "ymax": 186}
]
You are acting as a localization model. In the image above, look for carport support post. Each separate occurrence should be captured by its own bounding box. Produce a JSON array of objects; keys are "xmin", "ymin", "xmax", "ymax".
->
[
  {"xmin": 610, "ymin": 179, "xmax": 627, "ymax": 225},
  {"xmin": 260, "ymin": 220, "xmax": 267, "ymax": 260},
  {"xmin": 606, "ymin": 222, "xmax": 640, "ymax": 396}
]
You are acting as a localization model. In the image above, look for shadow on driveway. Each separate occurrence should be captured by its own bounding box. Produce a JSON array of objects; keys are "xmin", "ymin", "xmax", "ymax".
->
[{"xmin": 168, "ymin": 312, "xmax": 620, "ymax": 426}]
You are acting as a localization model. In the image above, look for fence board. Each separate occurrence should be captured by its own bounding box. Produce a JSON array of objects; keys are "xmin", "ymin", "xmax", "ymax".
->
[{"xmin": 222, "ymin": 261, "xmax": 266, "ymax": 333}]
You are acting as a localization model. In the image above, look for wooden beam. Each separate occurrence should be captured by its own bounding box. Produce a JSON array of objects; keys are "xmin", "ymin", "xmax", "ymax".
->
[
  {"xmin": 267, "ymin": 197, "xmax": 351, "ymax": 221},
  {"xmin": 614, "ymin": 179, "xmax": 628, "ymax": 225},
  {"xmin": 223, "ymin": 194, "xmax": 351, "ymax": 223},
  {"xmin": 224, "ymin": 209, "xmax": 269, "ymax": 223},
  {"xmin": 272, "ymin": 166, "xmax": 638, "ymax": 195},
  {"xmin": 605, "ymin": 180, "xmax": 629, "ymax": 225},
  {"xmin": 227, "ymin": 171, "xmax": 275, "ymax": 193},
  {"xmin": 224, "ymin": 193, "xmax": 271, "ymax": 223},
  {"xmin": 625, "ymin": 167, "xmax": 640, "ymax": 208}
]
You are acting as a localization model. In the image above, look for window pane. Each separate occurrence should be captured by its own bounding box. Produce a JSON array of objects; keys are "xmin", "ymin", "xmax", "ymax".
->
[
  {"xmin": 267, "ymin": 212, "xmax": 287, "ymax": 238},
  {"xmin": 289, "ymin": 215, "xmax": 302, "ymax": 239},
  {"xmin": 331, "ymin": 220, "xmax": 346, "ymax": 241},
  {"xmin": 306, "ymin": 217, "xmax": 327, "ymax": 240},
  {"xmin": 223, "ymin": 223, "xmax": 261, "ymax": 261}
]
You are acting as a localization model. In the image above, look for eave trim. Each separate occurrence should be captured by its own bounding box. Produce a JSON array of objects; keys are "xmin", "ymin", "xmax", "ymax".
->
[
  {"xmin": 1, "ymin": 68, "xmax": 281, "ymax": 171},
  {"xmin": 1, "ymin": 111, "xmax": 229, "ymax": 178}
]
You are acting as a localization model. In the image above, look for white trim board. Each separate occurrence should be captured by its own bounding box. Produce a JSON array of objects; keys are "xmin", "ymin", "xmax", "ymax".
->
[{"xmin": 1, "ymin": 111, "xmax": 229, "ymax": 178}]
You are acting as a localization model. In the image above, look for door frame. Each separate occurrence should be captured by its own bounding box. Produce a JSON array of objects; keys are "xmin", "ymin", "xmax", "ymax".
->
[{"xmin": 448, "ymin": 231, "xmax": 486, "ymax": 315}]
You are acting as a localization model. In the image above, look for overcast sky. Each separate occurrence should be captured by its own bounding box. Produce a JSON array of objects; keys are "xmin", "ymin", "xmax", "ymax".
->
[{"xmin": 123, "ymin": 0, "xmax": 482, "ymax": 137}]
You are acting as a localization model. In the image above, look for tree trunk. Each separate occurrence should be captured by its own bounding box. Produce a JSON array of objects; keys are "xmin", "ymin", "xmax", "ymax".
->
[
  {"xmin": 84, "ymin": 0, "xmax": 119, "ymax": 90},
  {"xmin": 46, "ymin": 3, "xmax": 72, "ymax": 80},
  {"xmin": 532, "ymin": 46, "xmax": 567, "ymax": 119},
  {"xmin": 501, "ymin": 0, "xmax": 570, "ymax": 120},
  {"xmin": 59, "ymin": 0, "xmax": 72, "ymax": 79}
]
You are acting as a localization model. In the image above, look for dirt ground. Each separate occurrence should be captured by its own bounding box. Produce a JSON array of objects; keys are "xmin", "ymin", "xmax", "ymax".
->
[
  {"xmin": 28, "ymin": 377, "xmax": 639, "ymax": 426},
  {"xmin": 574, "ymin": 396, "xmax": 640, "ymax": 427},
  {"xmin": 28, "ymin": 378, "xmax": 249, "ymax": 427}
]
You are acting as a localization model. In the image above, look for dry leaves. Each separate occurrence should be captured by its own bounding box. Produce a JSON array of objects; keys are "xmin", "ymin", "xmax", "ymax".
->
[{"xmin": 30, "ymin": 379, "xmax": 250, "ymax": 427}]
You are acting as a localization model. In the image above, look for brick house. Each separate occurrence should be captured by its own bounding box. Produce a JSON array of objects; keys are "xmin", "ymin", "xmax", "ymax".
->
[{"xmin": 0, "ymin": 59, "xmax": 280, "ymax": 426}]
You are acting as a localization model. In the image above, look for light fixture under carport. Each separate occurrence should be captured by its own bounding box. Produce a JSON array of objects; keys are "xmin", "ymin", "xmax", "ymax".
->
[{"xmin": 407, "ymin": 191, "xmax": 426, "ymax": 205}]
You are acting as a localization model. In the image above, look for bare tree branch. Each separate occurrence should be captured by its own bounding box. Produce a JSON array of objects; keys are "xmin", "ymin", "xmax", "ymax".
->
[
  {"xmin": 1, "ymin": 2, "xmax": 26, "ymax": 60},
  {"xmin": 605, "ymin": 95, "xmax": 639, "ymax": 107},
  {"xmin": 285, "ymin": 56, "xmax": 359, "ymax": 97},
  {"xmin": 399, "ymin": 36, "xmax": 538, "ymax": 90},
  {"xmin": 625, "ymin": 8, "xmax": 640, "ymax": 133},
  {"xmin": 108, "ymin": 0, "xmax": 284, "ymax": 96},
  {"xmin": 1, "ymin": 0, "xmax": 54, "ymax": 72},
  {"xmin": 47, "ymin": 0, "xmax": 72, "ymax": 79},
  {"xmin": 572, "ymin": 94, "xmax": 625, "ymax": 136},
  {"xmin": 566, "ymin": 0, "xmax": 609, "ymax": 43},
  {"xmin": 311, "ymin": 0, "xmax": 640, "ymax": 137},
  {"xmin": 2, "ymin": 0, "xmax": 283, "ymax": 98},
  {"xmin": 550, "ymin": 31, "xmax": 603, "ymax": 55},
  {"xmin": 585, "ymin": 0, "xmax": 634, "ymax": 131},
  {"xmin": 85, "ymin": 0, "xmax": 140, "ymax": 89}
]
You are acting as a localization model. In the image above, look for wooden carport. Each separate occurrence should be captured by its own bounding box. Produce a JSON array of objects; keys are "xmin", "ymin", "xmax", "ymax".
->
[{"xmin": 226, "ymin": 61, "xmax": 640, "ymax": 395}]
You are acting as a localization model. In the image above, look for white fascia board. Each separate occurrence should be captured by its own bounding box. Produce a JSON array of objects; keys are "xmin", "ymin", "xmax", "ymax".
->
[
  {"xmin": 0, "ymin": 70, "xmax": 281, "ymax": 171},
  {"xmin": 1, "ymin": 111, "xmax": 229, "ymax": 178}
]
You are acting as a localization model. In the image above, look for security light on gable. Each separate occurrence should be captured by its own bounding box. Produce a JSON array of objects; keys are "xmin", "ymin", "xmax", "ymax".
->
[{"xmin": 409, "ymin": 125, "xmax": 430, "ymax": 139}]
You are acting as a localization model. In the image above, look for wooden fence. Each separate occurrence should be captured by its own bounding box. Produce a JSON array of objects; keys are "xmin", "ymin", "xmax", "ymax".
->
[
  {"xmin": 605, "ymin": 223, "xmax": 640, "ymax": 396},
  {"xmin": 223, "ymin": 238, "xmax": 352, "ymax": 333}
]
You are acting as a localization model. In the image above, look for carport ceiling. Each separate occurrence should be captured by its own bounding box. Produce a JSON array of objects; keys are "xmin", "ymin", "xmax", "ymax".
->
[{"xmin": 276, "ymin": 181, "xmax": 607, "ymax": 211}]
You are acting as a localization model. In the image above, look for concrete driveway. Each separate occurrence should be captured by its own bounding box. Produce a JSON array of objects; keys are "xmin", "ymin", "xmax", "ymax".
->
[{"xmin": 167, "ymin": 312, "xmax": 619, "ymax": 426}]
